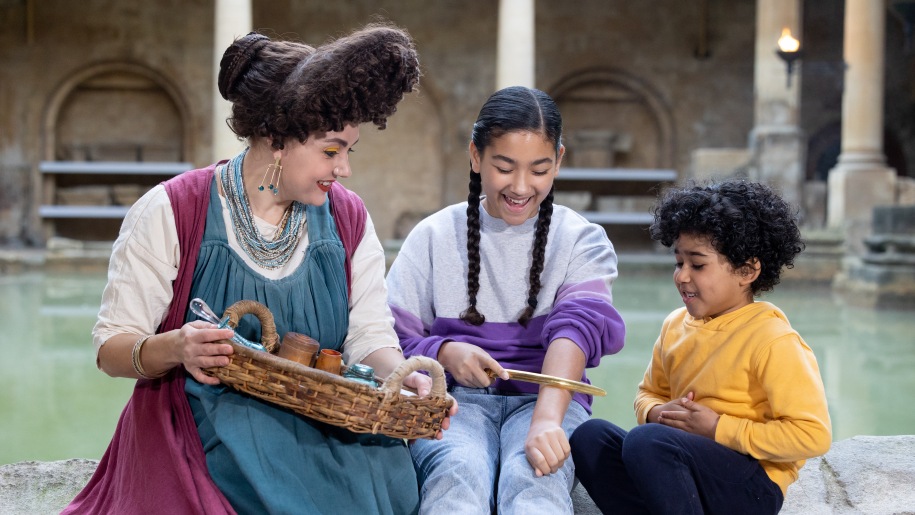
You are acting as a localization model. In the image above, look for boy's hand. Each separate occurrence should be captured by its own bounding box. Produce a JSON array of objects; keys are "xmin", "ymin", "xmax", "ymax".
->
[
  {"xmin": 647, "ymin": 396, "xmax": 691, "ymax": 423},
  {"xmin": 657, "ymin": 392, "xmax": 720, "ymax": 439}
]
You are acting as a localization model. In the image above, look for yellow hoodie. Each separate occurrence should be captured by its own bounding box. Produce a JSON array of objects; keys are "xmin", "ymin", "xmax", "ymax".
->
[{"xmin": 635, "ymin": 301, "xmax": 832, "ymax": 496}]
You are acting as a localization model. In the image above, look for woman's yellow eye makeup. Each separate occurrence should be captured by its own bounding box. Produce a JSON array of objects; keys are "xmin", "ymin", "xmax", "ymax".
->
[{"xmin": 324, "ymin": 146, "xmax": 354, "ymax": 157}]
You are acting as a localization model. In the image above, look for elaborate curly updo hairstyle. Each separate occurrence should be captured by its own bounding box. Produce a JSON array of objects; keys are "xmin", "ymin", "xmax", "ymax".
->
[
  {"xmin": 649, "ymin": 180, "xmax": 805, "ymax": 295},
  {"xmin": 217, "ymin": 24, "xmax": 420, "ymax": 150},
  {"xmin": 461, "ymin": 86, "xmax": 563, "ymax": 326}
]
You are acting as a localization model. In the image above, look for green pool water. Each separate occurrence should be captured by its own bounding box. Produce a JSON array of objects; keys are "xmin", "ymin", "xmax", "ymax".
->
[{"xmin": 2, "ymin": 269, "xmax": 913, "ymax": 465}]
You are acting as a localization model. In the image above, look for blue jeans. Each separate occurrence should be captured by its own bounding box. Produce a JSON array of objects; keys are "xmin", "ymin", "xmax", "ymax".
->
[
  {"xmin": 410, "ymin": 386, "xmax": 589, "ymax": 515},
  {"xmin": 570, "ymin": 419, "xmax": 783, "ymax": 515}
]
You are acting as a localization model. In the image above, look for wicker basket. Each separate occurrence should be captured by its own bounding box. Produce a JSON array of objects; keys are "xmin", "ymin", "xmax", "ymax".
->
[{"xmin": 202, "ymin": 299, "xmax": 453, "ymax": 439}]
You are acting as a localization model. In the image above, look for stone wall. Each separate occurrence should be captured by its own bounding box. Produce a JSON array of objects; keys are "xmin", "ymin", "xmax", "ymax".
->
[
  {"xmin": 0, "ymin": 165, "xmax": 32, "ymax": 244},
  {"xmin": 2, "ymin": 436, "xmax": 913, "ymax": 514},
  {"xmin": 2, "ymin": 1, "xmax": 910, "ymax": 247}
]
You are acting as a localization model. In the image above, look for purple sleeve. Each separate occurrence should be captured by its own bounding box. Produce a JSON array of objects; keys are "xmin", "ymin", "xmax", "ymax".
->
[
  {"xmin": 390, "ymin": 304, "xmax": 451, "ymax": 359},
  {"xmin": 542, "ymin": 281, "xmax": 626, "ymax": 367}
]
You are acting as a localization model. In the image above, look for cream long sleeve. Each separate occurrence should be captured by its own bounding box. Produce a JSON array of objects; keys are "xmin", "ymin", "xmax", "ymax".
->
[
  {"xmin": 634, "ymin": 301, "xmax": 832, "ymax": 496},
  {"xmin": 93, "ymin": 183, "xmax": 400, "ymax": 367}
]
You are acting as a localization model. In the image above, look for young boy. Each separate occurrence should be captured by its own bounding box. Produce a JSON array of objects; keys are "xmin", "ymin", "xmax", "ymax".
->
[{"xmin": 570, "ymin": 180, "xmax": 831, "ymax": 514}]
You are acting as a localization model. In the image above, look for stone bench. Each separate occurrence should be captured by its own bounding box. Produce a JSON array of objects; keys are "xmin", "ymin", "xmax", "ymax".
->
[{"xmin": 2, "ymin": 435, "xmax": 913, "ymax": 514}]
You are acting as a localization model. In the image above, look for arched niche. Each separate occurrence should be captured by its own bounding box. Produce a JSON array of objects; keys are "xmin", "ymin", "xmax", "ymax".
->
[
  {"xmin": 42, "ymin": 61, "xmax": 193, "ymax": 162},
  {"xmin": 547, "ymin": 68, "xmax": 676, "ymax": 170}
]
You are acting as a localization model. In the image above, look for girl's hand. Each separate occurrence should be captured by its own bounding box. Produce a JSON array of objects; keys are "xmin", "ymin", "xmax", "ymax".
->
[
  {"xmin": 437, "ymin": 341, "xmax": 509, "ymax": 388},
  {"xmin": 524, "ymin": 419, "xmax": 571, "ymax": 477},
  {"xmin": 177, "ymin": 321, "xmax": 235, "ymax": 385},
  {"xmin": 657, "ymin": 391, "xmax": 720, "ymax": 439}
]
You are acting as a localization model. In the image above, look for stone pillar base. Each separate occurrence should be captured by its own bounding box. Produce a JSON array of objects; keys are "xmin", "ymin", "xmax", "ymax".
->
[
  {"xmin": 898, "ymin": 176, "xmax": 915, "ymax": 205},
  {"xmin": 827, "ymin": 166, "xmax": 896, "ymax": 255},
  {"xmin": 748, "ymin": 126, "xmax": 804, "ymax": 211}
]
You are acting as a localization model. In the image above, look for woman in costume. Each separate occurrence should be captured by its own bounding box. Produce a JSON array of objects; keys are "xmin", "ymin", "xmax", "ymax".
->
[{"xmin": 66, "ymin": 24, "xmax": 442, "ymax": 514}]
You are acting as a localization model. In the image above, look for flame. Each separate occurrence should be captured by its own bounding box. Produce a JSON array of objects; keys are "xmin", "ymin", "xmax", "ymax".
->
[{"xmin": 778, "ymin": 27, "xmax": 800, "ymax": 53}]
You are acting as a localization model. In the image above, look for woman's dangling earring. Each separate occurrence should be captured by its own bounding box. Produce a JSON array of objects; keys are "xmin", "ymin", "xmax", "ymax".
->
[
  {"xmin": 271, "ymin": 157, "xmax": 283, "ymax": 196},
  {"xmin": 257, "ymin": 163, "xmax": 270, "ymax": 192},
  {"xmin": 259, "ymin": 156, "xmax": 282, "ymax": 194}
]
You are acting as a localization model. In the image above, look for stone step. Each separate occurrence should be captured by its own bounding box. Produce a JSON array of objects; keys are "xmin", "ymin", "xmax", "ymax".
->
[{"xmin": 2, "ymin": 435, "xmax": 912, "ymax": 514}]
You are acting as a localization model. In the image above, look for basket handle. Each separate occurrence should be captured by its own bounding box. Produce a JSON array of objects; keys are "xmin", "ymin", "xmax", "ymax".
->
[
  {"xmin": 222, "ymin": 300, "xmax": 280, "ymax": 353},
  {"xmin": 381, "ymin": 355, "xmax": 448, "ymax": 398}
]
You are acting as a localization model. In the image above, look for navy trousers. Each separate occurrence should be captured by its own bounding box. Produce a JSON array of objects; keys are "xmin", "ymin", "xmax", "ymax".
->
[{"xmin": 570, "ymin": 419, "xmax": 783, "ymax": 515}]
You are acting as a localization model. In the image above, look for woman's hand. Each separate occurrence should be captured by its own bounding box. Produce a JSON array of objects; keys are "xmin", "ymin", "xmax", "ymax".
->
[
  {"xmin": 401, "ymin": 372, "xmax": 459, "ymax": 441},
  {"xmin": 176, "ymin": 321, "xmax": 235, "ymax": 385},
  {"xmin": 401, "ymin": 372, "xmax": 459, "ymax": 443},
  {"xmin": 402, "ymin": 370, "xmax": 433, "ymax": 397},
  {"xmin": 425, "ymin": 395, "xmax": 459, "ymax": 442},
  {"xmin": 525, "ymin": 419, "xmax": 571, "ymax": 477},
  {"xmin": 434, "ymin": 395, "xmax": 459, "ymax": 440},
  {"xmin": 437, "ymin": 341, "xmax": 509, "ymax": 388}
]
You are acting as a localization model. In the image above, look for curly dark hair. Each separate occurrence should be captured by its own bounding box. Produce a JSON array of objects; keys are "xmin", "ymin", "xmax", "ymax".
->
[
  {"xmin": 648, "ymin": 180, "xmax": 805, "ymax": 295},
  {"xmin": 461, "ymin": 86, "xmax": 561, "ymax": 326},
  {"xmin": 217, "ymin": 24, "xmax": 420, "ymax": 150}
]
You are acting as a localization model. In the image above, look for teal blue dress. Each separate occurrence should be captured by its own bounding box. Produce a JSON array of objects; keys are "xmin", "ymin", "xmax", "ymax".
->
[{"xmin": 184, "ymin": 179, "xmax": 419, "ymax": 514}]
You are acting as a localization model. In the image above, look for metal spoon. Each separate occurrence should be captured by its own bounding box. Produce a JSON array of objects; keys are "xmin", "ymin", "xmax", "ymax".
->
[
  {"xmin": 190, "ymin": 298, "xmax": 223, "ymax": 326},
  {"xmin": 189, "ymin": 298, "xmax": 266, "ymax": 352}
]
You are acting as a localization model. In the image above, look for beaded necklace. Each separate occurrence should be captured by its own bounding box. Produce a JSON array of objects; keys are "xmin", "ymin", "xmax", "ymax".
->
[{"xmin": 220, "ymin": 148, "xmax": 306, "ymax": 269}]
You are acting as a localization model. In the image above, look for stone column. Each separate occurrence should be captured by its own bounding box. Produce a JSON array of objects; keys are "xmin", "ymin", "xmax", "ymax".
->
[
  {"xmin": 827, "ymin": 0, "xmax": 897, "ymax": 254},
  {"xmin": 212, "ymin": 0, "xmax": 253, "ymax": 162},
  {"xmin": 748, "ymin": 0, "xmax": 805, "ymax": 210},
  {"xmin": 496, "ymin": 0, "xmax": 535, "ymax": 89}
]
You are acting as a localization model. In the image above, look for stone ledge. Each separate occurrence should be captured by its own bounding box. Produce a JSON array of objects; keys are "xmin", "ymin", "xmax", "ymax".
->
[
  {"xmin": 2, "ymin": 435, "xmax": 913, "ymax": 514},
  {"xmin": 0, "ymin": 458, "xmax": 97, "ymax": 515},
  {"xmin": 780, "ymin": 435, "xmax": 915, "ymax": 514}
]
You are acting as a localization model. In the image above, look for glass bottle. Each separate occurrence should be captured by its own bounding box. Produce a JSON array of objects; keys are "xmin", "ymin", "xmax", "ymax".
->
[{"xmin": 344, "ymin": 363, "xmax": 378, "ymax": 388}]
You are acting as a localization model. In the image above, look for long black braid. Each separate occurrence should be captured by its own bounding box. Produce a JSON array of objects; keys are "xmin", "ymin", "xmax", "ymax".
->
[
  {"xmin": 460, "ymin": 170, "xmax": 486, "ymax": 325},
  {"xmin": 459, "ymin": 86, "xmax": 562, "ymax": 327},
  {"xmin": 518, "ymin": 187, "xmax": 554, "ymax": 325}
]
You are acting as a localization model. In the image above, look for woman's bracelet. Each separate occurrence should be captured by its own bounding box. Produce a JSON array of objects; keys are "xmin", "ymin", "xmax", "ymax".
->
[{"xmin": 131, "ymin": 334, "xmax": 166, "ymax": 379}]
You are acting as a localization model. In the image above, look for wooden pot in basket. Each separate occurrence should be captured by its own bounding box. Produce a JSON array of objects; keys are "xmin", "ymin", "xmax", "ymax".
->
[{"xmin": 202, "ymin": 299, "xmax": 453, "ymax": 440}]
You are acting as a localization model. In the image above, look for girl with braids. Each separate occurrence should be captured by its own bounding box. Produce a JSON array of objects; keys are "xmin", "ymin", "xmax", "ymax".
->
[
  {"xmin": 65, "ymin": 25, "xmax": 448, "ymax": 514},
  {"xmin": 571, "ymin": 180, "xmax": 831, "ymax": 514},
  {"xmin": 386, "ymin": 86, "xmax": 626, "ymax": 514}
]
